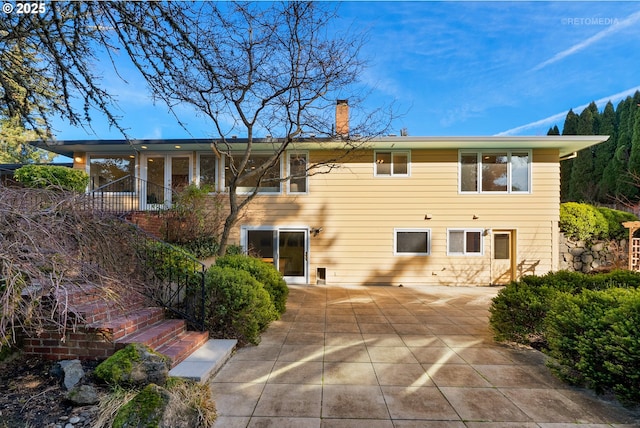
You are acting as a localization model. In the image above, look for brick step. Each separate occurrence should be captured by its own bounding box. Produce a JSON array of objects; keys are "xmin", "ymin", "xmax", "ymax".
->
[
  {"xmin": 90, "ymin": 307, "xmax": 166, "ymax": 341},
  {"xmin": 116, "ymin": 319, "xmax": 186, "ymax": 350},
  {"xmin": 156, "ymin": 330, "xmax": 210, "ymax": 368},
  {"xmin": 69, "ymin": 296, "xmax": 149, "ymax": 325}
]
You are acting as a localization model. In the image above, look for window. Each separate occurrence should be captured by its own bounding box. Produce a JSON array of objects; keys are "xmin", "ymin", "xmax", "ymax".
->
[
  {"xmin": 375, "ymin": 151, "xmax": 410, "ymax": 176},
  {"xmin": 459, "ymin": 150, "xmax": 530, "ymax": 193},
  {"xmin": 448, "ymin": 229, "xmax": 483, "ymax": 255},
  {"xmin": 197, "ymin": 154, "xmax": 217, "ymax": 190},
  {"xmin": 89, "ymin": 155, "xmax": 135, "ymax": 191},
  {"xmin": 395, "ymin": 229, "xmax": 430, "ymax": 255},
  {"xmin": 224, "ymin": 153, "xmax": 281, "ymax": 193},
  {"xmin": 494, "ymin": 233, "xmax": 510, "ymax": 260},
  {"xmin": 288, "ymin": 152, "xmax": 308, "ymax": 193}
]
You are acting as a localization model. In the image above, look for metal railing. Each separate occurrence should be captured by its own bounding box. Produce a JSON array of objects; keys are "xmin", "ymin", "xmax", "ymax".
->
[
  {"xmin": 133, "ymin": 226, "xmax": 207, "ymax": 331},
  {"xmin": 83, "ymin": 175, "xmax": 176, "ymax": 215}
]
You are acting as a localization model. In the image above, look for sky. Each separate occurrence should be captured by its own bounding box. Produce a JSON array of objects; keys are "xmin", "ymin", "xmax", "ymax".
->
[{"xmin": 51, "ymin": 1, "xmax": 640, "ymax": 142}]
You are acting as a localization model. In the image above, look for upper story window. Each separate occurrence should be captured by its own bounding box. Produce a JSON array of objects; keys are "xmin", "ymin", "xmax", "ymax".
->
[
  {"xmin": 224, "ymin": 153, "xmax": 282, "ymax": 194},
  {"xmin": 375, "ymin": 151, "xmax": 410, "ymax": 177},
  {"xmin": 89, "ymin": 154, "xmax": 135, "ymax": 192},
  {"xmin": 460, "ymin": 150, "xmax": 530, "ymax": 193},
  {"xmin": 447, "ymin": 229, "xmax": 483, "ymax": 256},
  {"xmin": 197, "ymin": 153, "xmax": 217, "ymax": 191},
  {"xmin": 288, "ymin": 152, "xmax": 308, "ymax": 194}
]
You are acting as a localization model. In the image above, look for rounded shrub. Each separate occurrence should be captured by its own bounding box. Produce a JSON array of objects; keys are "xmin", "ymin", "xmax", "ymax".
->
[
  {"xmin": 14, "ymin": 164, "xmax": 89, "ymax": 192},
  {"xmin": 560, "ymin": 202, "xmax": 608, "ymax": 242},
  {"xmin": 596, "ymin": 206, "xmax": 637, "ymax": 240},
  {"xmin": 544, "ymin": 288, "xmax": 640, "ymax": 404},
  {"xmin": 215, "ymin": 254, "xmax": 288, "ymax": 315},
  {"xmin": 204, "ymin": 266, "xmax": 277, "ymax": 345}
]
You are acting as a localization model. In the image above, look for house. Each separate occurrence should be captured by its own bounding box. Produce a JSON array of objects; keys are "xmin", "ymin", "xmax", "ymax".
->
[{"xmin": 32, "ymin": 124, "xmax": 607, "ymax": 287}]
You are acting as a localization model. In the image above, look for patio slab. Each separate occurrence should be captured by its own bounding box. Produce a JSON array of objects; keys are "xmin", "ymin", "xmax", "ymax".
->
[{"xmin": 209, "ymin": 284, "xmax": 640, "ymax": 427}]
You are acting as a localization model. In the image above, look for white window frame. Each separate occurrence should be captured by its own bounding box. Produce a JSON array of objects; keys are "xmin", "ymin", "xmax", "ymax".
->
[
  {"xmin": 196, "ymin": 152, "xmax": 218, "ymax": 192},
  {"xmin": 86, "ymin": 153, "xmax": 136, "ymax": 194},
  {"xmin": 374, "ymin": 150, "xmax": 411, "ymax": 177},
  {"xmin": 287, "ymin": 151, "xmax": 309, "ymax": 194},
  {"xmin": 447, "ymin": 228, "xmax": 484, "ymax": 256},
  {"xmin": 223, "ymin": 153, "xmax": 283, "ymax": 195},
  {"xmin": 394, "ymin": 228, "xmax": 431, "ymax": 256},
  {"xmin": 458, "ymin": 150, "xmax": 531, "ymax": 194}
]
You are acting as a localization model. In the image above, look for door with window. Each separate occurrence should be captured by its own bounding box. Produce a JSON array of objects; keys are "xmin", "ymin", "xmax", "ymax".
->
[
  {"xmin": 491, "ymin": 230, "xmax": 516, "ymax": 285},
  {"xmin": 142, "ymin": 155, "xmax": 191, "ymax": 209},
  {"xmin": 243, "ymin": 227, "xmax": 309, "ymax": 284}
]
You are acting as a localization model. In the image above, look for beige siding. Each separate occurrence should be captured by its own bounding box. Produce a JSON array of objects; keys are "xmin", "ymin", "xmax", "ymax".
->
[{"xmin": 230, "ymin": 147, "xmax": 561, "ymax": 286}]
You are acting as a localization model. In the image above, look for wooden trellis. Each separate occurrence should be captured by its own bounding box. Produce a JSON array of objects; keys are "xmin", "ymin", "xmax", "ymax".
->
[{"xmin": 622, "ymin": 221, "xmax": 640, "ymax": 271}]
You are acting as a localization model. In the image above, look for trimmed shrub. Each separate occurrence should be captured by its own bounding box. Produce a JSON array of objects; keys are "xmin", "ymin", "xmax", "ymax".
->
[
  {"xmin": 215, "ymin": 255, "xmax": 288, "ymax": 315},
  {"xmin": 560, "ymin": 202, "xmax": 608, "ymax": 242},
  {"xmin": 14, "ymin": 164, "xmax": 89, "ymax": 192},
  {"xmin": 596, "ymin": 207, "xmax": 637, "ymax": 240},
  {"xmin": 545, "ymin": 288, "xmax": 640, "ymax": 404},
  {"xmin": 204, "ymin": 266, "xmax": 277, "ymax": 345}
]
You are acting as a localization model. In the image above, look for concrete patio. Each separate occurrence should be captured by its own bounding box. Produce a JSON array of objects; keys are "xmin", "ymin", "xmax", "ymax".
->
[{"xmin": 209, "ymin": 284, "xmax": 639, "ymax": 427}]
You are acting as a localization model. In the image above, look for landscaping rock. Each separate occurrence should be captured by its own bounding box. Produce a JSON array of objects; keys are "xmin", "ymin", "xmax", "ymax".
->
[
  {"xmin": 53, "ymin": 359, "xmax": 85, "ymax": 390},
  {"xmin": 95, "ymin": 343, "xmax": 171, "ymax": 388},
  {"xmin": 65, "ymin": 384, "xmax": 99, "ymax": 405}
]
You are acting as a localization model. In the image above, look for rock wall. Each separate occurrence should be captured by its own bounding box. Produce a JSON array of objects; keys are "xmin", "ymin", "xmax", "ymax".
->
[{"xmin": 559, "ymin": 233, "xmax": 628, "ymax": 273}]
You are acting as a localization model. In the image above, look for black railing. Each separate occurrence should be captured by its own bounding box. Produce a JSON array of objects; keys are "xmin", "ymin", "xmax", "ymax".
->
[
  {"xmin": 133, "ymin": 226, "xmax": 207, "ymax": 331},
  {"xmin": 83, "ymin": 175, "xmax": 176, "ymax": 215}
]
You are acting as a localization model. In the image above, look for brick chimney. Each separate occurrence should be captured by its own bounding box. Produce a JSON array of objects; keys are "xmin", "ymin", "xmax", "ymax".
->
[{"xmin": 336, "ymin": 99, "xmax": 349, "ymax": 136}]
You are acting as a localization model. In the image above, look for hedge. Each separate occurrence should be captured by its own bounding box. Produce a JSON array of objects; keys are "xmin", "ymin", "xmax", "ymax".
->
[{"xmin": 14, "ymin": 164, "xmax": 89, "ymax": 192}]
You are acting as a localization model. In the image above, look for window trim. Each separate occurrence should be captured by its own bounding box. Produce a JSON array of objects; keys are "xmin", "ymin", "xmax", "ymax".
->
[
  {"xmin": 86, "ymin": 153, "xmax": 136, "ymax": 194},
  {"xmin": 458, "ymin": 149, "xmax": 531, "ymax": 194},
  {"xmin": 223, "ymin": 153, "xmax": 283, "ymax": 195},
  {"xmin": 196, "ymin": 152, "xmax": 218, "ymax": 192},
  {"xmin": 394, "ymin": 228, "xmax": 431, "ymax": 256},
  {"xmin": 447, "ymin": 228, "xmax": 485, "ymax": 256},
  {"xmin": 287, "ymin": 151, "xmax": 309, "ymax": 194},
  {"xmin": 374, "ymin": 150, "xmax": 411, "ymax": 177}
]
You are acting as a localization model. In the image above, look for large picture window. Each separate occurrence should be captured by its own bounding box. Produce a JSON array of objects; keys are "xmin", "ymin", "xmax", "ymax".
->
[
  {"xmin": 225, "ymin": 153, "xmax": 282, "ymax": 193},
  {"xmin": 459, "ymin": 150, "xmax": 530, "ymax": 193},
  {"xmin": 448, "ymin": 229, "xmax": 483, "ymax": 255},
  {"xmin": 375, "ymin": 151, "xmax": 410, "ymax": 176},
  {"xmin": 288, "ymin": 152, "xmax": 308, "ymax": 193},
  {"xmin": 89, "ymin": 155, "xmax": 135, "ymax": 191},
  {"xmin": 197, "ymin": 154, "xmax": 217, "ymax": 190},
  {"xmin": 395, "ymin": 229, "xmax": 431, "ymax": 255}
]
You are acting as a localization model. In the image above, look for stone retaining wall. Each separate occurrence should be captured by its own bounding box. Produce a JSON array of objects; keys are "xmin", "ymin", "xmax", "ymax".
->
[{"xmin": 559, "ymin": 233, "xmax": 628, "ymax": 272}]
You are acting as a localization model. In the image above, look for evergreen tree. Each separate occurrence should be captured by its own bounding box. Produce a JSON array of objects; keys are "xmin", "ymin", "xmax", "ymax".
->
[
  {"xmin": 0, "ymin": 116, "xmax": 55, "ymax": 163},
  {"xmin": 559, "ymin": 110, "xmax": 578, "ymax": 201},
  {"xmin": 595, "ymin": 102, "xmax": 617, "ymax": 201},
  {"xmin": 547, "ymin": 125, "xmax": 560, "ymax": 135}
]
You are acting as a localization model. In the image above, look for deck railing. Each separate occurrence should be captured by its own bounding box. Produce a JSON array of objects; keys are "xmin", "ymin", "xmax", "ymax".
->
[{"xmin": 83, "ymin": 175, "xmax": 176, "ymax": 214}]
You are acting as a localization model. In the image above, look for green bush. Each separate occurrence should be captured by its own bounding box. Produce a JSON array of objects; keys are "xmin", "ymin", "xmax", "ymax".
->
[
  {"xmin": 204, "ymin": 266, "xmax": 277, "ymax": 345},
  {"xmin": 14, "ymin": 164, "xmax": 89, "ymax": 192},
  {"xmin": 545, "ymin": 288, "xmax": 640, "ymax": 404},
  {"xmin": 489, "ymin": 278, "xmax": 556, "ymax": 345},
  {"xmin": 596, "ymin": 207, "xmax": 637, "ymax": 240},
  {"xmin": 560, "ymin": 202, "xmax": 609, "ymax": 242},
  {"xmin": 215, "ymin": 254, "xmax": 288, "ymax": 315}
]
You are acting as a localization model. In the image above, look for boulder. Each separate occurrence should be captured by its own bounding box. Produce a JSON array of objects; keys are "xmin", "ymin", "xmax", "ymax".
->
[
  {"xmin": 53, "ymin": 359, "xmax": 85, "ymax": 390},
  {"xmin": 66, "ymin": 384, "xmax": 99, "ymax": 405},
  {"xmin": 95, "ymin": 343, "xmax": 171, "ymax": 388}
]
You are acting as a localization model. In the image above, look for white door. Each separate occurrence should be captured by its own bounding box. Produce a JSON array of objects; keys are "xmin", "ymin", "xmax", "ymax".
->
[
  {"xmin": 142, "ymin": 155, "xmax": 191, "ymax": 209},
  {"xmin": 244, "ymin": 227, "xmax": 309, "ymax": 284},
  {"xmin": 491, "ymin": 230, "xmax": 516, "ymax": 285}
]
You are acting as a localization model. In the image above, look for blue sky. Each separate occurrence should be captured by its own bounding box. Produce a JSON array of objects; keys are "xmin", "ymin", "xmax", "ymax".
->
[{"xmin": 52, "ymin": 1, "xmax": 640, "ymax": 141}]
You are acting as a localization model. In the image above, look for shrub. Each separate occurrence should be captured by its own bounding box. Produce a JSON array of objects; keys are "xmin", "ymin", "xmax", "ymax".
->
[
  {"xmin": 215, "ymin": 254, "xmax": 288, "ymax": 315},
  {"xmin": 489, "ymin": 278, "xmax": 556, "ymax": 346},
  {"xmin": 204, "ymin": 266, "xmax": 277, "ymax": 345},
  {"xmin": 14, "ymin": 164, "xmax": 89, "ymax": 192},
  {"xmin": 596, "ymin": 207, "xmax": 637, "ymax": 240},
  {"xmin": 560, "ymin": 202, "xmax": 608, "ymax": 242},
  {"xmin": 545, "ymin": 288, "xmax": 640, "ymax": 404}
]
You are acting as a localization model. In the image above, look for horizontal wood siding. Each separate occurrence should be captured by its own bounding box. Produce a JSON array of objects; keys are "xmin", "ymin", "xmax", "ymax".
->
[{"xmin": 231, "ymin": 147, "xmax": 560, "ymax": 286}]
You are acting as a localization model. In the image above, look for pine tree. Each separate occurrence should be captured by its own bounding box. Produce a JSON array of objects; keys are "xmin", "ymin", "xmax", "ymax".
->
[
  {"xmin": 560, "ymin": 110, "xmax": 578, "ymax": 201},
  {"xmin": 595, "ymin": 102, "xmax": 617, "ymax": 201}
]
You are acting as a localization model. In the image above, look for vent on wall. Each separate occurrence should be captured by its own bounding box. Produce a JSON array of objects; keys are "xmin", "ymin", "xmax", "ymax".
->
[{"xmin": 316, "ymin": 268, "xmax": 326, "ymax": 285}]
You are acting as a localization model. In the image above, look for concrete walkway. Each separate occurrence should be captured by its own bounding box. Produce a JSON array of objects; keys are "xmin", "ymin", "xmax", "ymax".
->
[{"xmin": 209, "ymin": 285, "xmax": 639, "ymax": 427}]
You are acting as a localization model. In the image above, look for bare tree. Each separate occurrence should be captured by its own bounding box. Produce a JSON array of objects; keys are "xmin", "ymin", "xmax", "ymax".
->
[{"xmin": 103, "ymin": 1, "xmax": 390, "ymax": 255}]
